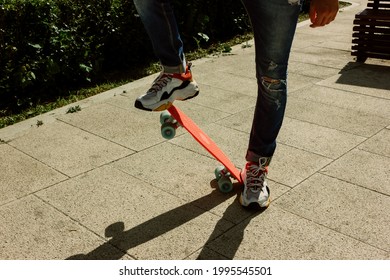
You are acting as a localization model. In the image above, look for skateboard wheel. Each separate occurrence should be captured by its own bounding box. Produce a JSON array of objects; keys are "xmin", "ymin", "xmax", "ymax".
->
[
  {"xmin": 214, "ymin": 166, "xmax": 225, "ymax": 180},
  {"xmin": 161, "ymin": 122, "xmax": 176, "ymax": 139},
  {"xmin": 218, "ymin": 176, "xmax": 233, "ymax": 193},
  {"xmin": 160, "ymin": 111, "xmax": 172, "ymax": 125}
]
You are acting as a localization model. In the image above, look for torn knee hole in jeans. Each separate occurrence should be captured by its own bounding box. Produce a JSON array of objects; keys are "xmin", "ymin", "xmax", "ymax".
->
[
  {"xmin": 260, "ymin": 77, "xmax": 286, "ymax": 110},
  {"xmin": 263, "ymin": 76, "xmax": 281, "ymax": 85},
  {"xmin": 261, "ymin": 76, "xmax": 286, "ymax": 89}
]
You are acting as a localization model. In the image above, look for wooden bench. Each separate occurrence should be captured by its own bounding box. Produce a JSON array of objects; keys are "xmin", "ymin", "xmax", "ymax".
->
[{"xmin": 352, "ymin": 0, "xmax": 390, "ymax": 62}]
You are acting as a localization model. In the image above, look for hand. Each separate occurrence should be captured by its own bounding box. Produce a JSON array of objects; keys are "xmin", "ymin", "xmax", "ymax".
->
[{"xmin": 309, "ymin": 0, "xmax": 339, "ymax": 28}]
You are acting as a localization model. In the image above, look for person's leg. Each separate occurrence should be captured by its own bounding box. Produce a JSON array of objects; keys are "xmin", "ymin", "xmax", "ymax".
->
[
  {"xmin": 242, "ymin": 0, "xmax": 301, "ymax": 163},
  {"xmin": 133, "ymin": 0, "xmax": 199, "ymax": 111},
  {"xmin": 133, "ymin": 0, "xmax": 186, "ymax": 73},
  {"xmin": 240, "ymin": 0, "xmax": 301, "ymax": 207}
]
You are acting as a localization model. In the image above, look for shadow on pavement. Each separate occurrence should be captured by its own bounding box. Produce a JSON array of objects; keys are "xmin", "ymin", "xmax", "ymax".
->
[
  {"xmin": 67, "ymin": 181, "xmax": 264, "ymax": 260},
  {"xmin": 337, "ymin": 62, "xmax": 390, "ymax": 91},
  {"xmin": 196, "ymin": 200, "xmax": 264, "ymax": 260}
]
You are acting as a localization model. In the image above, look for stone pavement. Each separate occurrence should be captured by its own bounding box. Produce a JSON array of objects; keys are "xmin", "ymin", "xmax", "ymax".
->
[{"xmin": 0, "ymin": 1, "xmax": 389, "ymax": 260}]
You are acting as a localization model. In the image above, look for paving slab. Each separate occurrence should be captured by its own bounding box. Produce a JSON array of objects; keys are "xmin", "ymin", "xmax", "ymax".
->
[
  {"xmin": 278, "ymin": 117, "xmax": 366, "ymax": 159},
  {"xmin": 318, "ymin": 63, "xmax": 390, "ymax": 99},
  {"xmin": 8, "ymin": 121, "xmax": 132, "ymax": 177},
  {"xmin": 0, "ymin": 86, "xmax": 129, "ymax": 143},
  {"xmin": 195, "ymin": 71, "xmax": 258, "ymax": 97},
  {"xmin": 0, "ymin": 195, "xmax": 128, "ymax": 260},
  {"xmin": 291, "ymin": 32, "xmax": 330, "ymax": 49},
  {"xmin": 294, "ymin": 23, "xmax": 356, "ymax": 45},
  {"xmin": 192, "ymin": 50, "xmax": 255, "ymax": 76},
  {"xmin": 289, "ymin": 46, "xmax": 352, "ymax": 70},
  {"xmin": 187, "ymin": 248, "xmax": 229, "ymax": 260},
  {"xmin": 189, "ymin": 84, "xmax": 256, "ymax": 114},
  {"xmin": 194, "ymin": 51, "xmax": 255, "ymax": 78},
  {"xmin": 216, "ymin": 107, "xmax": 254, "ymax": 134},
  {"xmin": 0, "ymin": 144, "xmax": 67, "ymax": 206},
  {"xmin": 58, "ymin": 96, "xmax": 164, "ymax": 151},
  {"xmin": 297, "ymin": 16, "xmax": 357, "ymax": 36},
  {"xmin": 206, "ymin": 206, "xmax": 388, "ymax": 260},
  {"xmin": 288, "ymin": 61, "xmax": 341, "ymax": 79},
  {"xmin": 358, "ymin": 128, "xmax": 390, "ymax": 157},
  {"xmin": 314, "ymin": 40, "xmax": 354, "ymax": 52},
  {"xmin": 269, "ymin": 144, "xmax": 332, "ymax": 188},
  {"xmin": 287, "ymin": 72, "xmax": 322, "ymax": 94},
  {"xmin": 274, "ymin": 173, "xmax": 390, "ymax": 252},
  {"xmin": 37, "ymin": 165, "xmax": 234, "ymax": 260},
  {"xmin": 285, "ymin": 96, "xmax": 389, "ymax": 137},
  {"xmin": 321, "ymin": 149, "xmax": 390, "ymax": 196},
  {"xmin": 215, "ymin": 51, "xmax": 259, "ymax": 80},
  {"xmin": 289, "ymin": 84, "xmax": 390, "ymax": 120}
]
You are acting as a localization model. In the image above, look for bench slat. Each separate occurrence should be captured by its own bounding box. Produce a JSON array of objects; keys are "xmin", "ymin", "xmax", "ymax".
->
[
  {"xmin": 367, "ymin": 3, "xmax": 390, "ymax": 8},
  {"xmin": 353, "ymin": 19, "xmax": 390, "ymax": 26},
  {"xmin": 355, "ymin": 9, "xmax": 390, "ymax": 20},
  {"xmin": 353, "ymin": 26, "xmax": 390, "ymax": 34},
  {"xmin": 367, "ymin": 0, "xmax": 390, "ymax": 2},
  {"xmin": 352, "ymin": 33, "xmax": 390, "ymax": 41},
  {"xmin": 352, "ymin": 38, "xmax": 390, "ymax": 46}
]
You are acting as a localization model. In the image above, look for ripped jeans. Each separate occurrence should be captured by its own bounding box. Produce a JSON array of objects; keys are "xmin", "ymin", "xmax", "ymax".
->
[{"xmin": 133, "ymin": 0, "xmax": 301, "ymax": 163}]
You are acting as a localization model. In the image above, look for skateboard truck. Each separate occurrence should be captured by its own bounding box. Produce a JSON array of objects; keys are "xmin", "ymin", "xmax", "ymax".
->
[
  {"xmin": 214, "ymin": 166, "xmax": 235, "ymax": 193},
  {"xmin": 160, "ymin": 111, "xmax": 179, "ymax": 139}
]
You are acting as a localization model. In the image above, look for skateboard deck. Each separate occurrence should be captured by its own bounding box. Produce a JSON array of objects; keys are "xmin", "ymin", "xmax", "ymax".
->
[{"xmin": 160, "ymin": 105, "xmax": 242, "ymax": 192}]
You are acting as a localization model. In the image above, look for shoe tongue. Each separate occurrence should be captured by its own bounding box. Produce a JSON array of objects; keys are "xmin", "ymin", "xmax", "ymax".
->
[
  {"xmin": 259, "ymin": 157, "xmax": 271, "ymax": 167},
  {"xmin": 247, "ymin": 161, "xmax": 267, "ymax": 177}
]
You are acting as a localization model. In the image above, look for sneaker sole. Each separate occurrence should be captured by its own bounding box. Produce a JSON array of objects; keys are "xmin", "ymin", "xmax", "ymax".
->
[
  {"xmin": 134, "ymin": 90, "xmax": 199, "ymax": 112},
  {"xmin": 239, "ymin": 194, "xmax": 271, "ymax": 208},
  {"xmin": 134, "ymin": 100, "xmax": 173, "ymax": 112},
  {"xmin": 181, "ymin": 90, "xmax": 199, "ymax": 101}
]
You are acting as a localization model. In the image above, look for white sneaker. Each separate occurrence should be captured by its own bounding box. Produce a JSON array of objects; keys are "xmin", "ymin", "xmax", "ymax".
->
[
  {"xmin": 240, "ymin": 158, "xmax": 271, "ymax": 208},
  {"xmin": 134, "ymin": 64, "xmax": 199, "ymax": 111}
]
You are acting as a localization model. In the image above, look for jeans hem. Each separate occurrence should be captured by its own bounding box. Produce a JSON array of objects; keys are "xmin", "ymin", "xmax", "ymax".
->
[{"xmin": 245, "ymin": 151, "xmax": 273, "ymax": 166}]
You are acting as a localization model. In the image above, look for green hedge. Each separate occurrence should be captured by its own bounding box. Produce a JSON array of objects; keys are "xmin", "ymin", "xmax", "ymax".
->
[{"xmin": 0, "ymin": 0, "xmax": 250, "ymax": 113}]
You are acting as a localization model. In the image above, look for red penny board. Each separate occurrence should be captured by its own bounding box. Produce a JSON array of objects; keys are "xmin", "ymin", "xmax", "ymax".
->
[{"xmin": 168, "ymin": 105, "xmax": 242, "ymax": 183}]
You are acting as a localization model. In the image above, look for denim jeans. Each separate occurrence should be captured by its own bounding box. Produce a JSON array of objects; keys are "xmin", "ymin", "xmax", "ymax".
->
[
  {"xmin": 133, "ymin": 0, "xmax": 301, "ymax": 163},
  {"xmin": 133, "ymin": 0, "xmax": 187, "ymax": 73}
]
